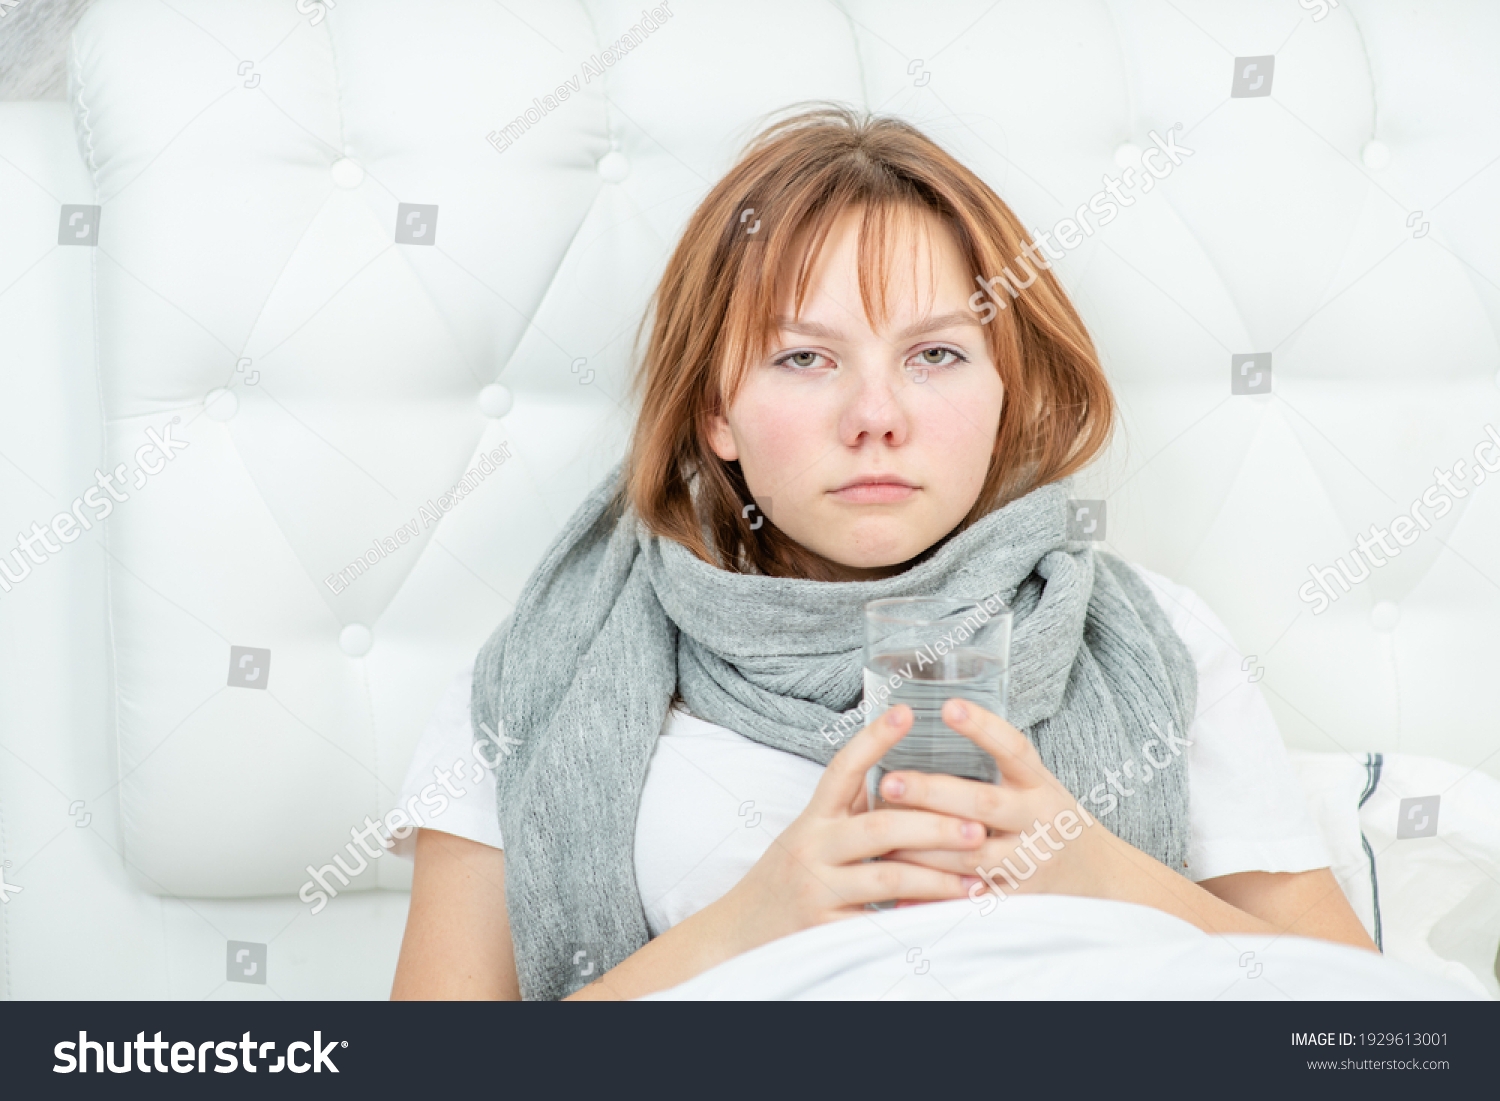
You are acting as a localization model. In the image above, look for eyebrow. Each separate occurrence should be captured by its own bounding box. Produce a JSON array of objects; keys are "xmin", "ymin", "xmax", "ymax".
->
[{"xmin": 774, "ymin": 310, "xmax": 981, "ymax": 343}]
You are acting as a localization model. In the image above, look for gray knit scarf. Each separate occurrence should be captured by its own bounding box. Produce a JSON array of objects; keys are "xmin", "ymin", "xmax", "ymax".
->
[{"xmin": 471, "ymin": 461, "xmax": 1197, "ymax": 1001}]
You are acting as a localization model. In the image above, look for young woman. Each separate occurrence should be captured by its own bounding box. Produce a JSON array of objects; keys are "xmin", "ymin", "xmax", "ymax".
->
[{"xmin": 390, "ymin": 104, "xmax": 1374, "ymax": 1002}]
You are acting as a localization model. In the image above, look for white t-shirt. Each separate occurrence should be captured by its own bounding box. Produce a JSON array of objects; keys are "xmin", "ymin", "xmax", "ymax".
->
[{"xmin": 393, "ymin": 562, "xmax": 1331, "ymax": 937}]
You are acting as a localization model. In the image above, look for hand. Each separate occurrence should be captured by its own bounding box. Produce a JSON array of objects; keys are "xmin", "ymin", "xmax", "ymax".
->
[
  {"xmin": 875, "ymin": 699, "xmax": 1131, "ymax": 907},
  {"xmin": 714, "ymin": 704, "xmax": 990, "ymax": 956}
]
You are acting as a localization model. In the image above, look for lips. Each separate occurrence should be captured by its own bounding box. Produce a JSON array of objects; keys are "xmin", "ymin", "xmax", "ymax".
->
[{"xmin": 828, "ymin": 475, "xmax": 918, "ymax": 504}]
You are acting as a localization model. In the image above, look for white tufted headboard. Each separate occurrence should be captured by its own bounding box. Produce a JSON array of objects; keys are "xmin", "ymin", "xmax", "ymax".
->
[{"xmin": 1, "ymin": 0, "xmax": 1497, "ymax": 997}]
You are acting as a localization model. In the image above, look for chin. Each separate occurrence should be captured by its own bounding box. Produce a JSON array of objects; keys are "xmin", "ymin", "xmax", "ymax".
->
[{"xmin": 820, "ymin": 527, "xmax": 929, "ymax": 572}]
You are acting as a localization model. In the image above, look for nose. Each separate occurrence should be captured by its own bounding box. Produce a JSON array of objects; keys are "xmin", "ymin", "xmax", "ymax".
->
[{"xmin": 838, "ymin": 360, "xmax": 910, "ymax": 449}]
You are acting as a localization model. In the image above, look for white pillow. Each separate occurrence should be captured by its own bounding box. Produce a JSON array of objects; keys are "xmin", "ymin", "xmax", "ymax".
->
[{"xmin": 1289, "ymin": 750, "xmax": 1500, "ymax": 999}]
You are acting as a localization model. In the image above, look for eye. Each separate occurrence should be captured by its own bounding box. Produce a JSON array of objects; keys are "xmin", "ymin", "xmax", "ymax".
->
[
  {"xmin": 772, "ymin": 349, "xmax": 833, "ymax": 370},
  {"xmin": 907, "ymin": 345, "xmax": 969, "ymax": 369}
]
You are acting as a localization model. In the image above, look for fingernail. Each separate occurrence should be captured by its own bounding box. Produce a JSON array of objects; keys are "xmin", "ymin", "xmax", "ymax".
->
[
  {"xmin": 883, "ymin": 775, "xmax": 905, "ymax": 798},
  {"xmin": 962, "ymin": 876, "xmax": 982, "ymax": 890},
  {"xmin": 950, "ymin": 700, "xmax": 968, "ymax": 721},
  {"xmin": 962, "ymin": 821, "xmax": 982, "ymax": 839}
]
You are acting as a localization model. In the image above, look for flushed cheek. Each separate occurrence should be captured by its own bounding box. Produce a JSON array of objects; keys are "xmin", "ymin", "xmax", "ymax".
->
[
  {"xmin": 736, "ymin": 402, "xmax": 830, "ymax": 492},
  {"xmin": 918, "ymin": 413, "xmax": 993, "ymax": 491}
]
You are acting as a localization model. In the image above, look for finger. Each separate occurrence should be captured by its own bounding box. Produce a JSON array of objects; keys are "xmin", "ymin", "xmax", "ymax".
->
[
  {"xmin": 940, "ymin": 699, "xmax": 1052, "ymax": 789},
  {"xmin": 881, "ymin": 846, "xmax": 1007, "ymax": 876},
  {"xmin": 840, "ymin": 859, "xmax": 975, "ymax": 909},
  {"xmin": 847, "ymin": 781, "xmax": 869, "ymax": 816},
  {"xmin": 893, "ymin": 897, "xmax": 962, "ymax": 908},
  {"xmin": 890, "ymin": 862, "xmax": 990, "ymax": 906},
  {"xmin": 876, "ymin": 769, "xmax": 1031, "ymax": 834},
  {"xmin": 810, "ymin": 704, "xmax": 913, "ymax": 815},
  {"xmin": 825, "ymin": 806, "xmax": 986, "ymax": 865}
]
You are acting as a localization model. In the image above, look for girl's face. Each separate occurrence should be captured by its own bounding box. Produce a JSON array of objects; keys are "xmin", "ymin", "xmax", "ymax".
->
[{"xmin": 707, "ymin": 205, "xmax": 1005, "ymax": 581}]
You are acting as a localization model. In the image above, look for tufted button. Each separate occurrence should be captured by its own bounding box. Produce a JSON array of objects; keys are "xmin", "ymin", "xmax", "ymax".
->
[
  {"xmin": 331, "ymin": 157, "xmax": 365, "ymax": 188},
  {"xmin": 1361, "ymin": 141, "xmax": 1390, "ymax": 170},
  {"xmin": 1112, "ymin": 142, "xmax": 1142, "ymax": 169},
  {"xmin": 203, "ymin": 388, "xmax": 238, "ymax": 421},
  {"xmin": 596, "ymin": 150, "xmax": 631, "ymax": 183},
  {"xmin": 339, "ymin": 623, "xmax": 373, "ymax": 656},
  {"xmin": 1370, "ymin": 600, "xmax": 1400, "ymax": 632},
  {"xmin": 478, "ymin": 383, "xmax": 513, "ymax": 418}
]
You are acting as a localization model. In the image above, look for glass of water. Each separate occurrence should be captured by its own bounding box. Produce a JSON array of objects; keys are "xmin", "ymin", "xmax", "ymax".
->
[{"xmin": 862, "ymin": 595, "xmax": 1012, "ymax": 910}]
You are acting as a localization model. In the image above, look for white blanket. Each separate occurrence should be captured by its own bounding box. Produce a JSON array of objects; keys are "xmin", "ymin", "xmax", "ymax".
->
[{"xmin": 640, "ymin": 895, "xmax": 1483, "ymax": 1000}]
